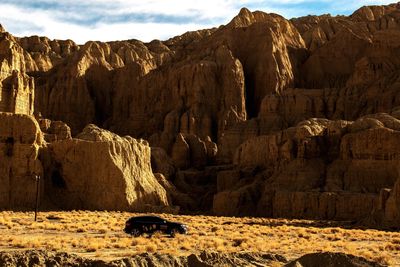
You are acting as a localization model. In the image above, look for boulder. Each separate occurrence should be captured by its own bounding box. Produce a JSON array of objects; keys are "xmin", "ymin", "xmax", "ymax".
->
[{"xmin": 42, "ymin": 125, "xmax": 169, "ymax": 211}]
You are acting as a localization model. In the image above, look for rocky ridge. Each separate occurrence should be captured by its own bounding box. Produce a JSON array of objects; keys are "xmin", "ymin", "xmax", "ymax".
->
[
  {"xmin": 0, "ymin": 250, "xmax": 383, "ymax": 267},
  {"xmin": 1, "ymin": 3, "xmax": 400, "ymax": 226}
]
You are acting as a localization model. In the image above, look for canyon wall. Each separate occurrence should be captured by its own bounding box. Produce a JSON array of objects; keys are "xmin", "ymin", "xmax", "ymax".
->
[
  {"xmin": 0, "ymin": 30, "xmax": 34, "ymax": 115},
  {"xmin": 0, "ymin": 112, "xmax": 42, "ymax": 208},
  {"xmin": 0, "ymin": 113, "xmax": 172, "ymax": 211},
  {"xmin": 1, "ymin": 4, "xmax": 400, "ymax": 224}
]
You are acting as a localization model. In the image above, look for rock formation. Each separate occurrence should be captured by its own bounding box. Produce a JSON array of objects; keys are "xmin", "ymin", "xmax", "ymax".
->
[
  {"xmin": 37, "ymin": 118, "xmax": 72, "ymax": 142},
  {"xmin": 214, "ymin": 114, "xmax": 400, "ymax": 220},
  {"xmin": 369, "ymin": 171, "xmax": 400, "ymax": 229},
  {"xmin": 0, "ymin": 112, "xmax": 171, "ymax": 211},
  {"xmin": 0, "ymin": 31, "xmax": 35, "ymax": 115},
  {"xmin": 1, "ymin": 3, "xmax": 400, "ymax": 223},
  {"xmin": 0, "ymin": 250, "xmax": 384, "ymax": 267},
  {"xmin": 0, "ymin": 112, "xmax": 43, "ymax": 208},
  {"xmin": 41, "ymin": 124, "xmax": 170, "ymax": 211},
  {"xmin": 285, "ymin": 252, "xmax": 383, "ymax": 267}
]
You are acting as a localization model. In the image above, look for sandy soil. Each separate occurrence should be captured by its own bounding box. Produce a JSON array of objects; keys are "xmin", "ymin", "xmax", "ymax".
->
[{"xmin": 0, "ymin": 211, "xmax": 398, "ymax": 265}]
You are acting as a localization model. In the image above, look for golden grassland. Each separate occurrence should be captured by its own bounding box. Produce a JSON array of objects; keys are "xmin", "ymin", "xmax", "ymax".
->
[{"xmin": 0, "ymin": 211, "xmax": 399, "ymax": 265}]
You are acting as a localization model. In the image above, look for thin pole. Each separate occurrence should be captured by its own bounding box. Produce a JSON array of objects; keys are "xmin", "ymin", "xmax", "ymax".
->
[{"xmin": 34, "ymin": 175, "xmax": 40, "ymax": 221}]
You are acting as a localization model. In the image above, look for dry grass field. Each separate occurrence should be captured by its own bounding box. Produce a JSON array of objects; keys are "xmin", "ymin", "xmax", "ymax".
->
[{"xmin": 0, "ymin": 211, "xmax": 398, "ymax": 265}]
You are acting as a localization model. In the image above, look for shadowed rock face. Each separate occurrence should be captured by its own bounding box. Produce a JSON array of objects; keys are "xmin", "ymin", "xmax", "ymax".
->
[{"xmin": 1, "ymin": 3, "xmax": 400, "ymax": 222}]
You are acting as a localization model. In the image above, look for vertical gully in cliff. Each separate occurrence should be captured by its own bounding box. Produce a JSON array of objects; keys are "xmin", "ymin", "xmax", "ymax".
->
[{"xmin": 244, "ymin": 71, "xmax": 258, "ymax": 119}]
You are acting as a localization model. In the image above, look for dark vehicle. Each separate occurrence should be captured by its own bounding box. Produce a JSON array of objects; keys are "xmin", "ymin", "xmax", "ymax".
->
[{"xmin": 124, "ymin": 215, "xmax": 188, "ymax": 237}]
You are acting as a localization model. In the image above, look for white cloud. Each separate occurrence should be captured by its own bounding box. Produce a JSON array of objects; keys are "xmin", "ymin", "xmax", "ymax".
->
[
  {"xmin": 0, "ymin": 3, "xmax": 220, "ymax": 43},
  {"xmin": 0, "ymin": 0, "xmax": 396, "ymax": 44}
]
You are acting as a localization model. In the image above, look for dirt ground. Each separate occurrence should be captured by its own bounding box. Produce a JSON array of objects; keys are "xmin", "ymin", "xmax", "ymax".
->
[{"xmin": 0, "ymin": 211, "xmax": 398, "ymax": 265}]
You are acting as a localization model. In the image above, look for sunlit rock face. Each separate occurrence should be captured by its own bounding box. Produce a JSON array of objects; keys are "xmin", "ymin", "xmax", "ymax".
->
[
  {"xmin": 0, "ymin": 31, "xmax": 35, "ymax": 115},
  {"xmin": 41, "ymin": 124, "xmax": 170, "ymax": 211},
  {"xmin": 0, "ymin": 112, "xmax": 43, "ymax": 209},
  {"xmin": 1, "ymin": 3, "xmax": 400, "ymax": 222}
]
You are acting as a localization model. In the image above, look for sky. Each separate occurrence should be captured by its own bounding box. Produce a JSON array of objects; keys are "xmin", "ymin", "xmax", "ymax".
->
[{"xmin": 0, "ymin": 0, "xmax": 396, "ymax": 44}]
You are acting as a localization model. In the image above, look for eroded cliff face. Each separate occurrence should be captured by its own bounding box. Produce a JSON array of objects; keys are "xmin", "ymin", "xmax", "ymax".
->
[
  {"xmin": 0, "ymin": 113, "xmax": 43, "ymax": 208},
  {"xmin": 1, "ymin": 4, "xmax": 400, "ymax": 223},
  {"xmin": 0, "ymin": 113, "xmax": 171, "ymax": 211},
  {"xmin": 0, "ymin": 31, "xmax": 35, "ymax": 115},
  {"xmin": 41, "ymin": 124, "xmax": 170, "ymax": 211},
  {"xmin": 214, "ymin": 114, "xmax": 400, "ymax": 220}
]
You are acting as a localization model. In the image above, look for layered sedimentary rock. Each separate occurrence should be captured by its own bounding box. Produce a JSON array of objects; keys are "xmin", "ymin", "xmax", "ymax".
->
[
  {"xmin": 370, "ymin": 171, "xmax": 400, "ymax": 228},
  {"xmin": 0, "ymin": 112, "xmax": 172, "ymax": 211},
  {"xmin": 41, "ymin": 124, "xmax": 170, "ymax": 211},
  {"xmin": 214, "ymin": 114, "xmax": 400, "ymax": 220},
  {"xmin": 0, "ymin": 31, "xmax": 34, "ymax": 115},
  {"xmin": 14, "ymin": 7, "xmax": 306, "ymax": 149},
  {"xmin": 110, "ymin": 44, "xmax": 247, "ymax": 155},
  {"xmin": 5, "ymin": 3, "xmax": 400, "ymax": 145},
  {"xmin": 18, "ymin": 36, "xmax": 78, "ymax": 72},
  {"xmin": 32, "ymin": 39, "xmax": 169, "ymax": 134},
  {"xmin": 1, "ymin": 3, "xmax": 400, "ymax": 221},
  {"xmin": 0, "ymin": 112, "xmax": 43, "ymax": 208}
]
